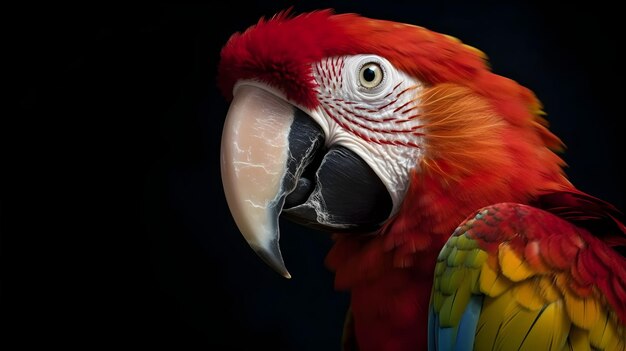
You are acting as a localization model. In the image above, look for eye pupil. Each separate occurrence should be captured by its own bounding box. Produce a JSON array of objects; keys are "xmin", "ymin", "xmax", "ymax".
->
[
  {"xmin": 363, "ymin": 67, "xmax": 377, "ymax": 82},
  {"xmin": 359, "ymin": 62, "xmax": 383, "ymax": 89}
]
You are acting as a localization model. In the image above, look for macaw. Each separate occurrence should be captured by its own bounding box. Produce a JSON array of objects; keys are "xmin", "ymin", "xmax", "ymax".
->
[{"xmin": 217, "ymin": 9, "xmax": 626, "ymax": 351}]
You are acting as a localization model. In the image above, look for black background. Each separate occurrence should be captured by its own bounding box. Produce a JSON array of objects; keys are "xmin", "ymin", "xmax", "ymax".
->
[{"xmin": 10, "ymin": 1, "xmax": 625, "ymax": 350}]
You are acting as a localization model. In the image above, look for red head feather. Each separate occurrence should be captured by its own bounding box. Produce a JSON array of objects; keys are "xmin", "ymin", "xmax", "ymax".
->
[
  {"xmin": 218, "ymin": 9, "xmax": 354, "ymax": 109},
  {"xmin": 220, "ymin": 10, "xmax": 487, "ymax": 108}
]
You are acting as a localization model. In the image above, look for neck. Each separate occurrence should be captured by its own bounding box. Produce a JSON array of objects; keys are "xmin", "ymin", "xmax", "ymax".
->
[
  {"xmin": 351, "ymin": 254, "xmax": 439, "ymax": 350},
  {"xmin": 326, "ymin": 231, "xmax": 446, "ymax": 351}
]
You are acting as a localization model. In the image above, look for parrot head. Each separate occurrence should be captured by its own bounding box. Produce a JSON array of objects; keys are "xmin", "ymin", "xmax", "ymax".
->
[{"xmin": 218, "ymin": 9, "xmax": 567, "ymax": 278}]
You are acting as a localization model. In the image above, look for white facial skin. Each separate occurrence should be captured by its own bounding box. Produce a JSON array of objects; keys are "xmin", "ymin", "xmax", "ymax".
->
[{"xmin": 307, "ymin": 55, "xmax": 425, "ymax": 215}]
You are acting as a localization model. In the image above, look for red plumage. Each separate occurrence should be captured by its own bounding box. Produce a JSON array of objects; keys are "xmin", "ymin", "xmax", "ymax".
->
[
  {"xmin": 219, "ymin": 9, "xmax": 626, "ymax": 350},
  {"xmin": 218, "ymin": 10, "xmax": 355, "ymax": 108}
]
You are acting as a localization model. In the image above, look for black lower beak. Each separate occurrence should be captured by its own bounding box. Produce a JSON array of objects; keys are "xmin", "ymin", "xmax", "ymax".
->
[{"xmin": 283, "ymin": 141, "xmax": 392, "ymax": 233}]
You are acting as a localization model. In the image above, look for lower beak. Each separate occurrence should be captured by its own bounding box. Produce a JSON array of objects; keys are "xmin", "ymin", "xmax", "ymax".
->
[{"xmin": 221, "ymin": 84, "xmax": 392, "ymax": 278}]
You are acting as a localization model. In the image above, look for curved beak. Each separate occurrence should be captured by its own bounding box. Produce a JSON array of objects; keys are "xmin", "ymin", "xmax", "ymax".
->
[
  {"xmin": 220, "ymin": 85, "xmax": 323, "ymax": 278},
  {"xmin": 221, "ymin": 84, "xmax": 392, "ymax": 278}
]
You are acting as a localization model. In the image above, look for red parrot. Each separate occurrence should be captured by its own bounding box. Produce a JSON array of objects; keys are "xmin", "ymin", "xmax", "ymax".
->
[{"xmin": 217, "ymin": 9, "xmax": 626, "ymax": 350}]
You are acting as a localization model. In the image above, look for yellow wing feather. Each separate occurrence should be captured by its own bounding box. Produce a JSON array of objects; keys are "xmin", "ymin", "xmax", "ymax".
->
[
  {"xmin": 589, "ymin": 308, "xmax": 625, "ymax": 350},
  {"xmin": 568, "ymin": 326, "xmax": 592, "ymax": 351},
  {"xmin": 563, "ymin": 290, "xmax": 600, "ymax": 329},
  {"xmin": 537, "ymin": 275, "xmax": 561, "ymax": 302},
  {"xmin": 499, "ymin": 243, "xmax": 535, "ymax": 282},
  {"xmin": 515, "ymin": 302, "xmax": 571, "ymax": 351},
  {"xmin": 511, "ymin": 278, "xmax": 546, "ymax": 311},
  {"xmin": 479, "ymin": 260, "xmax": 512, "ymax": 297},
  {"xmin": 432, "ymin": 226, "xmax": 626, "ymax": 351}
]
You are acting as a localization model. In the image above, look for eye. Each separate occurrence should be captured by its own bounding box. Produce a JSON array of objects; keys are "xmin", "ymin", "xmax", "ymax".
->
[{"xmin": 359, "ymin": 62, "xmax": 384, "ymax": 89}]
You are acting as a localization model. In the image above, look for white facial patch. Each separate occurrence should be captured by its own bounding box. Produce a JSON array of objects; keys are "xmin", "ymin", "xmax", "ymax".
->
[{"xmin": 308, "ymin": 55, "xmax": 425, "ymax": 215}]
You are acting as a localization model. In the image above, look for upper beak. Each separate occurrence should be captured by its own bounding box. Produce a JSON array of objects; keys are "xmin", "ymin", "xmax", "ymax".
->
[{"xmin": 221, "ymin": 83, "xmax": 392, "ymax": 278}]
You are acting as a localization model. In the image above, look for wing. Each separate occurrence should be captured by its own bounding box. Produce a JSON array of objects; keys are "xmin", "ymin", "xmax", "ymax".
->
[{"xmin": 429, "ymin": 202, "xmax": 626, "ymax": 351}]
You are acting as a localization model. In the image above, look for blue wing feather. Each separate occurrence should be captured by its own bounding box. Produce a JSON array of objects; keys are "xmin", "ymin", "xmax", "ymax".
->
[
  {"xmin": 428, "ymin": 294, "xmax": 483, "ymax": 351},
  {"xmin": 453, "ymin": 295, "xmax": 483, "ymax": 350}
]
